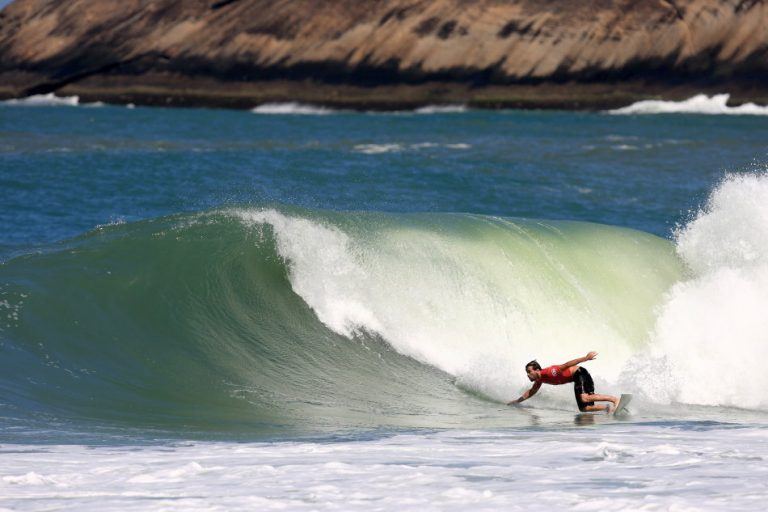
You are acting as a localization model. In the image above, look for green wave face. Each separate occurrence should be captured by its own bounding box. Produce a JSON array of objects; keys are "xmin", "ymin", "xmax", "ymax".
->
[{"xmin": 0, "ymin": 208, "xmax": 682, "ymax": 435}]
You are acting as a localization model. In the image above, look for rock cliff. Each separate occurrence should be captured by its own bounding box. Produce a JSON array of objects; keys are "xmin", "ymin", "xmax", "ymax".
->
[{"xmin": 1, "ymin": 0, "xmax": 766, "ymax": 109}]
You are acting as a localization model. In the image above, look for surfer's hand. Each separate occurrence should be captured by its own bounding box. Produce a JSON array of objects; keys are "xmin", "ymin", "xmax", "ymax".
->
[{"xmin": 586, "ymin": 351, "xmax": 597, "ymax": 360}]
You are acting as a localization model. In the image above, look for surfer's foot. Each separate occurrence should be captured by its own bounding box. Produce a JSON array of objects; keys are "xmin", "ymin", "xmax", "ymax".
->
[{"xmin": 604, "ymin": 404, "xmax": 613, "ymax": 414}]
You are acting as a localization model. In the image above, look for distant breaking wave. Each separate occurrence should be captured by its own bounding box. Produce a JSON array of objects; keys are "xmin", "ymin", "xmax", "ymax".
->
[
  {"xmin": 414, "ymin": 105, "xmax": 467, "ymax": 114},
  {"xmin": 251, "ymin": 102, "xmax": 335, "ymax": 115},
  {"xmin": 250, "ymin": 103, "xmax": 468, "ymax": 115},
  {"xmin": 353, "ymin": 142, "xmax": 472, "ymax": 154},
  {"xmin": 2, "ymin": 93, "xmax": 104, "ymax": 107},
  {"xmin": 609, "ymin": 94, "xmax": 768, "ymax": 115}
]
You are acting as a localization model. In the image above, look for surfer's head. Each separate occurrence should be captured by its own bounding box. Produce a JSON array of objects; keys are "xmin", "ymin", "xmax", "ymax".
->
[{"xmin": 525, "ymin": 360, "xmax": 541, "ymax": 381}]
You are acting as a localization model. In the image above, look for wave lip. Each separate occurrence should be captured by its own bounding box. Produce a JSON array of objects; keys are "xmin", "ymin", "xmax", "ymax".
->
[
  {"xmin": 609, "ymin": 94, "xmax": 768, "ymax": 115},
  {"xmin": 251, "ymin": 102, "xmax": 335, "ymax": 115}
]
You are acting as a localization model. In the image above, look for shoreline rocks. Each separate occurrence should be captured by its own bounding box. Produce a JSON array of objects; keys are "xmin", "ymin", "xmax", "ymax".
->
[{"xmin": 2, "ymin": 0, "xmax": 767, "ymax": 110}]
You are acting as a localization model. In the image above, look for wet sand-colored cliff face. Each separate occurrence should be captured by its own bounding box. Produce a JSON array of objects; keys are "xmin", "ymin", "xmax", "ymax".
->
[{"xmin": 1, "ymin": 0, "xmax": 767, "ymax": 109}]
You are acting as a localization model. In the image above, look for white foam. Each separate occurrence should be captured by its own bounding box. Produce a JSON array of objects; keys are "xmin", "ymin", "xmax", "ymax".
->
[
  {"xmin": 1, "ymin": 427, "xmax": 767, "ymax": 511},
  {"xmin": 414, "ymin": 105, "xmax": 467, "ymax": 114},
  {"xmin": 251, "ymin": 102, "xmax": 335, "ymax": 115},
  {"xmin": 3, "ymin": 93, "xmax": 80, "ymax": 107},
  {"xmin": 625, "ymin": 174, "xmax": 768, "ymax": 410},
  {"xmin": 353, "ymin": 143, "xmax": 402, "ymax": 154},
  {"xmin": 2, "ymin": 93, "xmax": 107, "ymax": 107},
  {"xmin": 609, "ymin": 94, "xmax": 768, "ymax": 115},
  {"xmin": 354, "ymin": 143, "xmax": 471, "ymax": 154},
  {"xmin": 127, "ymin": 462, "xmax": 209, "ymax": 483},
  {"xmin": 2, "ymin": 471, "xmax": 60, "ymax": 486}
]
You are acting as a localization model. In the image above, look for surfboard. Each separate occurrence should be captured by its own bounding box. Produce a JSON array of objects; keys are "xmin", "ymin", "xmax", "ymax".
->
[{"xmin": 613, "ymin": 393, "xmax": 632, "ymax": 415}]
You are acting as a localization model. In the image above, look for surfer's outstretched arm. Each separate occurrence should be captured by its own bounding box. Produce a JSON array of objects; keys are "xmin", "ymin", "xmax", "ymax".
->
[
  {"xmin": 558, "ymin": 351, "xmax": 597, "ymax": 371},
  {"xmin": 508, "ymin": 381, "xmax": 541, "ymax": 405}
]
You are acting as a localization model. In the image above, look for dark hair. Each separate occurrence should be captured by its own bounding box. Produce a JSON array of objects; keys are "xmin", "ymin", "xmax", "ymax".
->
[{"xmin": 525, "ymin": 360, "xmax": 541, "ymax": 371}]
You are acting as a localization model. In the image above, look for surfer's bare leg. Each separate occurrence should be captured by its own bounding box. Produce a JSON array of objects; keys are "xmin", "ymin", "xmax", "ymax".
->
[
  {"xmin": 580, "ymin": 393, "xmax": 619, "ymax": 412},
  {"xmin": 581, "ymin": 403, "xmax": 611, "ymax": 413}
]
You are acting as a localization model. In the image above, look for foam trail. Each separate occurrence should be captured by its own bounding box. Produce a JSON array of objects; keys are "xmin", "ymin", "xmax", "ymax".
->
[
  {"xmin": 609, "ymin": 94, "xmax": 768, "ymax": 115},
  {"xmin": 625, "ymin": 174, "xmax": 768, "ymax": 410},
  {"xmin": 251, "ymin": 102, "xmax": 335, "ymax": 115}
]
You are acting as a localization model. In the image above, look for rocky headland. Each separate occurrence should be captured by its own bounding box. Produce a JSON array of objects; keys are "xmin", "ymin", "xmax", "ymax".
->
[{"xmin": 1, "ymin": 0, "xmax": 767, "ymax": 109}]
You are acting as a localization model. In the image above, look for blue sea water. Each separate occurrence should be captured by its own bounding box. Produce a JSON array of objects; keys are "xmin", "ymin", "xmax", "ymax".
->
[
  {"xmin": 3, "ymin": 103, "xmax": 765, "ymax": 250},
  {"xmin": 1, "ymin": 100, "xmax": 768, "ymax": 510}
]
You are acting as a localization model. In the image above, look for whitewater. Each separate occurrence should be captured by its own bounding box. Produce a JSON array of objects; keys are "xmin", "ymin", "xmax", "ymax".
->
[{"xmin": 2, "ymin": 102, "xmax": 768, "ymax": 511}]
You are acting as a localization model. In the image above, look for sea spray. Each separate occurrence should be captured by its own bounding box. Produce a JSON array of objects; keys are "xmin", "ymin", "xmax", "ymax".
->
[{"xmin": 625, "ymin": 174, "xmax": 768, "ymax": 410}]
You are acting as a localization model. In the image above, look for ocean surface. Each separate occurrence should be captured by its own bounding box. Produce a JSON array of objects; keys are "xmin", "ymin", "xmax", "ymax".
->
[{"xmin": 1, "ymin": 95, "xmax": 768, "ymax": 510}]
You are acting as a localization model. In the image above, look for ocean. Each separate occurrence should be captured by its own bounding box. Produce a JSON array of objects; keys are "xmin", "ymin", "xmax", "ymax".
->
[{"xmin": 1, "ymin": 95, "xmax": 768, "ymax": 510}]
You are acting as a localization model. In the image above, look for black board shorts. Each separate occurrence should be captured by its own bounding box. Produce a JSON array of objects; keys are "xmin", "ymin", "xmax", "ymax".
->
[{"xmin": 573, "ymin": 367, "xmax": 595, "ymax": 411}]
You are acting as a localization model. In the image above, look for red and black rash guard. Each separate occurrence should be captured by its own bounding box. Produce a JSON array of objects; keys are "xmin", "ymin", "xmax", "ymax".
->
[{"xmin": 538, "ymin": 365, "xmax": 575, "ymax": 385}]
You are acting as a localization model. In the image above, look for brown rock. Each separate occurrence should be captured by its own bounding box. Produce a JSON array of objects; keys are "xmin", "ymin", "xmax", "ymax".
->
[{"xmin": 1, "ymin": 0, "xmax": 766, "ymax": 109}]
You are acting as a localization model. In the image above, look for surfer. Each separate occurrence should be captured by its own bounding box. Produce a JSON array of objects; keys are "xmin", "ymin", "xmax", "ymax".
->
[{"xmin": 507, "ymin": 351, "xmax": 619, "ymax": 412}]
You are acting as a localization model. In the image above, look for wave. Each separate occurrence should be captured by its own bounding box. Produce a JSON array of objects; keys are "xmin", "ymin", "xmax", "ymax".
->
[
  {"xmin": 609, "ymin": 94, "xmax": 768, "ymax": 115},
  {"xmin": 414, "ymin": 105, "xmax": 468, "ymax": 114},
  {"xmin": 251, "ymin": 102, "xmax": 335, "ymax": 115},
  {"xmin": 0, "ymin": 208, "xmax": 682, "ymax": 432},
  {"xmin": 2, "ymin": 93, "xmax": 104, "ymax": 107},
  {"xmin": 249, "ymin": 103, "xmax": 468, "ymax": 115},
  {"xmin": 3, "ymin": 176, "xmax": 767, "ymax": 433},
  {"xmin": 352, "ymin": 142, "xmax": 472, "ymax": 154},
  {"xmin": 353, "ymin": 143, "xmax": 403, "ymax": 154}
]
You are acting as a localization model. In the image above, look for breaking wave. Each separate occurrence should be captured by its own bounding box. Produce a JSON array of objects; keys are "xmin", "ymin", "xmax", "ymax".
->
[
  {"xmin": 2, "ymin": 176, "xmax": 767, "ymax": 433},
  {"xmin": 414, "ymin": 105, "xmax": 468, "ymax": 114},
  {"xmin": 609, "ymin": 94, "xmax": 768, "ymax": 115},
  {"xmin": 2, "ymin": 93, "xmax": 104, "ymax": 107},
  {"xmin": 251, "ymin": 102, "xmax": 335, "ymax": 115}
]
